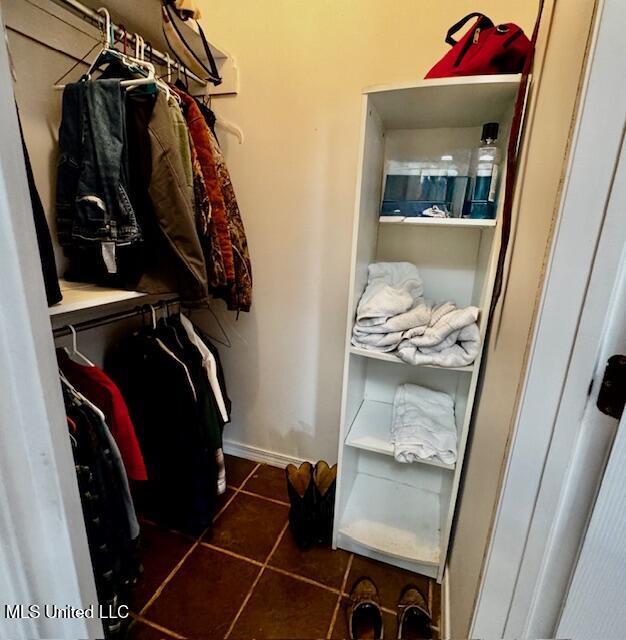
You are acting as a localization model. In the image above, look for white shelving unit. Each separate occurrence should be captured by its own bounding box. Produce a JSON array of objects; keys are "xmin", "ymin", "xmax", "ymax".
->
[
  {"xmin": 333, "ymin": 75, "xmax": 521, "ymax": 581},
  {"xmin": 379, "ymin": 216, "xmax": 496, "ymax": 228}
]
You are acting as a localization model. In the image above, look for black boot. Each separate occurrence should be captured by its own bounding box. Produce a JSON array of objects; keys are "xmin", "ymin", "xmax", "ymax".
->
[
  {"xmin": 313, "ymin": 461, "xmax": 337, "ymax": 545},
  {"xmin": 285, "ymin": 461, "xmax": 317, "ymax": 549}
]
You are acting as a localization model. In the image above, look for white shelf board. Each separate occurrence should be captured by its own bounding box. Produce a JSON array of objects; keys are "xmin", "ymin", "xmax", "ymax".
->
[
  {"xmin": 339, "ymin": 472, "xmax": 441, "ymax": 566},
  {"xmin": 346, "ymin": 399, "xmax": 455, "ymax": 470},
  {"xmin": 349, "ymin": 346, "xmax": 474, "ymax": 372},
  {"xmin": 49, "ymin": 280, "xmax": 152, "ymax": 317},
  {"xmin": 380, "ymin": 216, "xmax": 496, "ymax": 228},
  {"xmin": 365, "ymin": 74, "xmax": 521, "ymax": 129}
]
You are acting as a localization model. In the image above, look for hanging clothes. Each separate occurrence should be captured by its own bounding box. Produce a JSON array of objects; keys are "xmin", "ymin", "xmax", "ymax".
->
[
  {"xmin": 140, "ymin": 91, "xmax": 209, "ymax": 304},
  {"xmin": 176, "ymin": 89, "xmax": 253, "ymax": 311},
  {"xmin": 204, "ymin": 118, "xmax": 253, "ymax": 312},
  {"xmin": 175, "ymin": 88, "xmax": 236, "ymax": 286},
  {"xmin": 105, "ymin": 328, "xmax": 218, "ymax": 534},
  {"xmin": 54, "ymin": 65, "xmax": 251, "ymax": 311},
  {"xmin": 188, "ymin": 123, "xmax": 229, "ymax": 290},
  {"xmin": 19, "ymin": 120, "xmax": 62, "ymax": 306},
  {"xmin": 56, "ymin": 79, "xmax": 142, "ymax": 277},
  {"xmin": 158, "ymin": 315, "xmax": 226, "ymax": 494},
  {"xmin": 168, "ymin": 98, "xmax": 195, "ymax": 211},
  {"xmin": 58, "ymin": 349, "xmax": 147, "ymax": 481},
  {"xmin": 62, "ymin": 379, "xmax": 139, "ymax": 638}
]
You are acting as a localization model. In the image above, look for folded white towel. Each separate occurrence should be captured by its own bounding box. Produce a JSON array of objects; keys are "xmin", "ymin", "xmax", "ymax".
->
[
  {"xmin": 355, "ymin": 299, "xmax": 433, "ymax": 335},
  {"xmin": 397, "ymin": 322, "xmax": 480, "ymax": 367},
  {"xmin": 391, "ymin": 384, "xmax": 457, "ymax": 465},
  {"xmin": 355, "ymin": 262, "xmax": 424, "ymax": 327},
  {"xmin": 351, "ymin": 327, "xmax": 404, "ymax": 352},
  {"xmin": 351, "ymin": 262, "xmax": 481, "ymax": 365}
]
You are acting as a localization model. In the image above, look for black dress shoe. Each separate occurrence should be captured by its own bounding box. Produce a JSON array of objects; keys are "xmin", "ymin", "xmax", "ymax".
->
[
  {"xmin": 313, "ymin": 460, "xmax": 337, "ymax": 545},
  {"xmin": 348, "ymin": 577, "xmax": 384, "ymax": 639},
  {"xmin": 285, "ymin": 461, "xmax": 316, "ymax": 549},
  {"xmin": 397, "ymin": 585, "xmax": 432, "ymax": 639}
]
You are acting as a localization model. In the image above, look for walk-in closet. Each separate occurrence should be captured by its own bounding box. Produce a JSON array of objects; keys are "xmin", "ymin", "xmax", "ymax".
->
[{"xmin": 2, "ymin": 0, "xmax": 608, "ymax": 639}]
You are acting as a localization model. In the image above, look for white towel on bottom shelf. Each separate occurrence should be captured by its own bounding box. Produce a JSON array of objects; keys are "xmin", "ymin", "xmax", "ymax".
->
[{"xmin": 391, "ymin": 383, "xmax": 457, "ymax": 465}]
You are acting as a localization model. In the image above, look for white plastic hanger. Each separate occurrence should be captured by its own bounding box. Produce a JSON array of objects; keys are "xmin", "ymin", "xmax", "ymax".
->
[
  {"xmin": 64, "ymin": 325, "xmax": 95, "ymax": 367},
  {"xmin": 215, "ymin": 117, "xmax": 244, "ymax": 144},
  {"xmin": 164, "ymin": 52, "xmax": 173, "ymax": 84}
]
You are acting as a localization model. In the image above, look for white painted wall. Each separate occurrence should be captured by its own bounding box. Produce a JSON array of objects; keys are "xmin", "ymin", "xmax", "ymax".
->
[{"xmin": 195, "ymin": 0, "xmax": 537, "ymax": 463}]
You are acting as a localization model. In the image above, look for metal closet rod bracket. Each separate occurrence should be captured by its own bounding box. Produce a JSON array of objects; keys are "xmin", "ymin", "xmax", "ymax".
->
[{"xmin": 52, "ymin": 298, "xmax": 181, "ymax": 338}]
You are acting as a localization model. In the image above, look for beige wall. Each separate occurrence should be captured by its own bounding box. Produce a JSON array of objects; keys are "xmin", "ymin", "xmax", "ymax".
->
[
  {"xmin": 447, "ymin": 0, "xmax": 598, "ymax": 636},
  {"xmin": 198, "ymin": 1, "xmax": 537, "ymax": 464}
]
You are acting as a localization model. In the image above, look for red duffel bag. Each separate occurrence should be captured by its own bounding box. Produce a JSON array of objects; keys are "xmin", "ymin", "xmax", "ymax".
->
[{"xmin": 425, "ymin": 13, "xmax": 532, "ymax": 78}]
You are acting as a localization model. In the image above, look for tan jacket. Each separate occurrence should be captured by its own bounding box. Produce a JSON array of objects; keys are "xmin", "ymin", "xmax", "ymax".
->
[{"xmin": 136, "ymin": 92, "xmax": 209, "ymax": 305}]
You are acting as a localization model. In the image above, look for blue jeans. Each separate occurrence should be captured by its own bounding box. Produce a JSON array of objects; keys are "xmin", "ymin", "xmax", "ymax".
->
[{"xmin": 56, "ymin": 79, "xmax": 141, "ymax": 250}]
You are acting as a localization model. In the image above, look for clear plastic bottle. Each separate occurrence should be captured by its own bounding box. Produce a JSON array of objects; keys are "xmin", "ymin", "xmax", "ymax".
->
[{"xmin": 468, "ymin": 122, "xmax": 500, "ymax": 219}]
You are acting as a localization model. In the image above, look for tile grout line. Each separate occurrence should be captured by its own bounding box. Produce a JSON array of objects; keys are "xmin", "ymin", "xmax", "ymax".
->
[
  {"xmin": 200, "ymin": 541, "xmax": 264, "ymax": 567},
  {"xmin": 236, "ymin": 487, "xmax": 290, "ymax": 507},
  {"xmin": 223, "ymin": 520, "xmax": 290, "ymax": 639},
  {"xmin": 129, "ymin": 613, "xmax": 185, "ymax": 640},
  {"xmin": 214, "ymin": 463, "xmax": 263, "ymax": 523},
  {"xmin": 267, "ymin": 565, "xmax": 341, "ymax": 595},
  {"xmin": 137, "ymin": 534, "xmax": 203, "ymax": 618},
  {"xmin": 326, "ymin": 553, "xmax": 354, "ymax": 639},
  {"xmin": 138, "ymin": 464, "xmax": 262, "ymax": 620}
]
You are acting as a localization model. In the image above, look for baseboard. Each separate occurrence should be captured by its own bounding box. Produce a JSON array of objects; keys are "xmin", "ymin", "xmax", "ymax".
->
[
  {"xmin": 222, "ymin": 439, "xmax": 306, "ymax": 469},
  {"xmin": 442, "ymin": 566, "xmax": 451, "ymax": 639}
]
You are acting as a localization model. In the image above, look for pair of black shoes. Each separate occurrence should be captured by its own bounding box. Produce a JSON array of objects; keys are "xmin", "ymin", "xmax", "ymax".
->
[
  {"xmin": 348, "ymin": 578, "xmax": 432, "ymax": 639},
  {"xmin": 285, "ymin": 461, "xmax": 337, "ymax": 549}
]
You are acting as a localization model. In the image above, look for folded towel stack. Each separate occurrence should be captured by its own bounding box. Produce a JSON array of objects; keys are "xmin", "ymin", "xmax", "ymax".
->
[
  {"xmin": 351, "ymin": 262, "xmax": 481, "ymax": 367},
  {"xmin": 391, "ymin": 384, "xmax": 457, "ymax": 465}
]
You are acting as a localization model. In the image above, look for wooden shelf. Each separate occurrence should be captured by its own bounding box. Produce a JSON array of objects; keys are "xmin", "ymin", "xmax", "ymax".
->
[
  {"xmin": 380, "ymin": 216, "xmax": 496, "ymax": 228},
  {"xmin": 345, "ymin": 399, "xmax": 455, "ymax": 470},
  {"xmin": 338, "ymin": 473, "xmax": 441, "ymax": 567},
  {"xmin": 349, "ymin": 346, "xmax": 474, "ymax": 372},
  {"xmin": 49, "ymin": 280, "xmax": 170, "ymax": 317}
]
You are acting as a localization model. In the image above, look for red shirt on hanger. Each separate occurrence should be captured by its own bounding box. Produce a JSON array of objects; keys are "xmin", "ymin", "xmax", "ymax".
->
[{"xmin": 59, "ymin": 352, "xmax": 148, "ymax": 482}]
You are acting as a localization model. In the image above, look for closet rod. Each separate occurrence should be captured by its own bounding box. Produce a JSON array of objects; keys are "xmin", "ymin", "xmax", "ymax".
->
[
  {"xmin": 52, "ymin": 299, "xmax": 180, "ymax": 338},
  {"xmin": 53, "ymin": 0, "xmax": 208, "ymax": 86}
]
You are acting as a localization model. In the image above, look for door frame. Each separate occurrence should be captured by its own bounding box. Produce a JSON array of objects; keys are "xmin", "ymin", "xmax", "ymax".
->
[
  {"xmin": 0, "ymin": 6, "xmax": 102, "ymax": 639},
  {"xmin": 471, "ymin": 0, "xmax": 626, "ymax": 636}
]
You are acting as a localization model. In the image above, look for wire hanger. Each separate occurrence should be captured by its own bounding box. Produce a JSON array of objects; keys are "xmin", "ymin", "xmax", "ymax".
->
[
  {"xmin": 185, "ymin": 303, "xmax": 232, "ymax": 349},
  {"xmin": 53, "ymin": 10, "xmax": 156, "ymax": 91}
]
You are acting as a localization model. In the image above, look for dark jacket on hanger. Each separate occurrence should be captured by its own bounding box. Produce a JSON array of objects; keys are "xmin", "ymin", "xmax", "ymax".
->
[
  {"xmin": 160, "ymin": 317, "xmax": 223, "ymax": 450},
  {"xmin": 106, "ymin": 332, "xmax": 217, "ymax": 534},
  {"xmin": 63, "ymin": 384, "xmax": 139, "ymax": 638},
  {"xmin": 19, "ymin": 120, "xmax": 62, "ymax": 306}
]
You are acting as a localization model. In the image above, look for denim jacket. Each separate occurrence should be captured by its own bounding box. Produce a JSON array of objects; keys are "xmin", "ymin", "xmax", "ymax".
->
[{"xmin": 56, "ymin": 79, "xmax": 142, "ymax": 268}]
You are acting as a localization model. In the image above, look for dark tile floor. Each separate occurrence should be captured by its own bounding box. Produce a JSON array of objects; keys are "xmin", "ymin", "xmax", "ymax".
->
[{"xmin": 128, "ymin": 455, "xmax": 441, "ymax": 639}]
